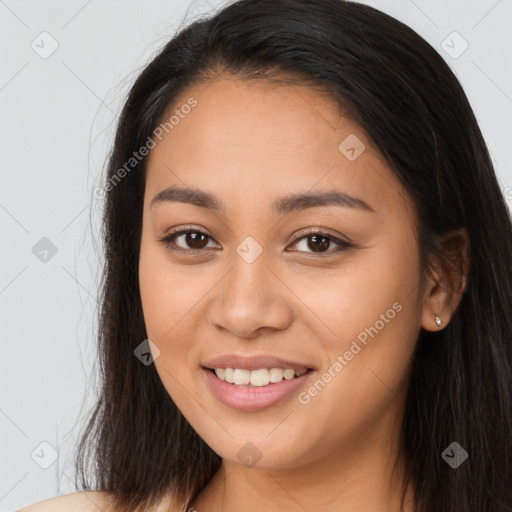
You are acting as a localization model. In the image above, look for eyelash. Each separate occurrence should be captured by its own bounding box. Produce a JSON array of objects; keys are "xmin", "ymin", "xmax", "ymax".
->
[{"xmin": 157, "ymin": 225, "xmax": 353, "ymax": 256}]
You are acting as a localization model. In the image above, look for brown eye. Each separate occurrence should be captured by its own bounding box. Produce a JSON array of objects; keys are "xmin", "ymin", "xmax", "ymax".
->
[
  {"xmin": 288, "ymin": 231, "xmax": 353, "ymax": 255},
  {"xmin": 158, "ymin": 229, "xmax": 217, "ymax": 252},
  {"xmin": 180, "ymin": 231, "xmax": 209, "ymax": 249},
  {"xmin": 305, "ymin": 234, "xmax": 330, "ymax": 252}
]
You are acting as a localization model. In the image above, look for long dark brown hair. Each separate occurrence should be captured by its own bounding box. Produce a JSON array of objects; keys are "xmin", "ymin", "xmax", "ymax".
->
[{"xmin": 74, "ymin": 1, "xmax": 512, "ymax": 510}]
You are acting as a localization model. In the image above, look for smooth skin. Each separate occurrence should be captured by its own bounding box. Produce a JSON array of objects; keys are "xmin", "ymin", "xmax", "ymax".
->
[{"xmin": 22, "ymin": 76, "xmax": 468, "ymax": 511}]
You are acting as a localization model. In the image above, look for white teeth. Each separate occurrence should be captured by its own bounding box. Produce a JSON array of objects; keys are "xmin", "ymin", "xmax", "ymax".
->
[
  {"xmin": 224, "ymin": 368, "xmax": 234, "ymax": 383},
  {"xmin": 212, "ymin": 367, "xmax": 309, "ymax": 386},
  {"xmin": 233, "ymin": 368, "xmax": 250, "ymax": 385},
  {"xmin": 269, "ymin": 368, "xmax": 284, "ymax": 383},
  {"xmin": 283, "ymin": 369, "xmax": 295, "ymax": 380},
  {"xmin": 250, "ymin": 368, "xmax": 270, "ymax": 386}
]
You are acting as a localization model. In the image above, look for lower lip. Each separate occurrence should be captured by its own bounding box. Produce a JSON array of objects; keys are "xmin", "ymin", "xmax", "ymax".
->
[{"xmin": 201, "ymin": 367, "xmax": 314, "ymax": 412}]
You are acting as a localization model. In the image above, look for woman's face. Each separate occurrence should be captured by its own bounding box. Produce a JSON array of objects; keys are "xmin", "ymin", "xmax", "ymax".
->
[{"xmin": 139, "ymin": 76, "xmax": 429, "ymax": 470}]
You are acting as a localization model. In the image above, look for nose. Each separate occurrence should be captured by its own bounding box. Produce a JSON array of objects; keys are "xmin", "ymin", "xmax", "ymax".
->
[{"xmin": 207, "ymin": 251, "xmax": 294, "ymax": 339}]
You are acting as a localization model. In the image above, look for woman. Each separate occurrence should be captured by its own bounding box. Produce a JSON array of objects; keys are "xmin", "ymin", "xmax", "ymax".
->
[{"xmin": 22, "ymin": 0, "xmax": 512, "ymax": 510}]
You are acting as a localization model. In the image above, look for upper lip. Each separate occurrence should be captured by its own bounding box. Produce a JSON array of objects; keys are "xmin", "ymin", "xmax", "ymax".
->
[{"xmin": 202, "ymin": 354, "xmax": 314, "ymax": 372}]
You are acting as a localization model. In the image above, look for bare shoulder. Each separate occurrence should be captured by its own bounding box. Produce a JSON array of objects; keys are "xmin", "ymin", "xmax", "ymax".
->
[{"xmin": 19, "ymin": 490, "xmax": 113, "ymax": 511}]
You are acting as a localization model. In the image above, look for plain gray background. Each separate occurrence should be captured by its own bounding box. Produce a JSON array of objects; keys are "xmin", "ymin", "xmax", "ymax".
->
[{"xmin": 1, "ymin": 0, "xmax": 511, "ymax": 510}]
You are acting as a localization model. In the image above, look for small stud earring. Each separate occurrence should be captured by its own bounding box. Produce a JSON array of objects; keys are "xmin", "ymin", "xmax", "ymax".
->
[{"xmin": 435, "ymin": 315, "xmax": 442, "ymax": 326}]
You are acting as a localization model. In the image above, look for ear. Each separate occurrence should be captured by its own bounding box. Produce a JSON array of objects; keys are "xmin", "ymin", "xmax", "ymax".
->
[{"xmin": 421, "ymin": 227, "xmax": 470, "ymax": 332}]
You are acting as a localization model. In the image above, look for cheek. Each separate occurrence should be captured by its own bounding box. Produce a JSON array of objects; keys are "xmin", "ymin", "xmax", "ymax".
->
[
  {"xmin": 291, "ymin": 240, "xmax": 420, "ymax": 345},
  {"xmin": 138, "ymin": 241, "xmax": 207, "ymax": 387},
  {"xmin": 138, "ymin": 253, "xmax": 195, "ymax": 410},
  {"xmin": 138, "ymin": 251, "xmax": 170, "ymax": 339},
  {"xmin": 298, "ymin": 236, "xmax": 421, "ymax": 408},
  {"xmin": 139, "ymin": 239, "xmax": 194, "ymax": 340}
]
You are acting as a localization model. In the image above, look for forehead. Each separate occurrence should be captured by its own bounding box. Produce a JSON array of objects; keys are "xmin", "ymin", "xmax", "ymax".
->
[{"xmin": 144, "ymin": 76, "xmax": 412, "ymax": 219}]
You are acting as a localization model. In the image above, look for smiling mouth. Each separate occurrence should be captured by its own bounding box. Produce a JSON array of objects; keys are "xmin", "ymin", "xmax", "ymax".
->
[{"xmin": 203, "ymin": 367, "xmax": 314, "ymax": 387}]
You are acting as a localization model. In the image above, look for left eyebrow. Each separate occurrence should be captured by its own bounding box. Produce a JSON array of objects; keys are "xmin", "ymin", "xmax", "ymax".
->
[
  {"xmin": 150, "ymin": 185, "xmax": 376, "ymax": 214},
  {"xmin": 272, "ymin": 190, "xmax": 376, "ymax": 215}
]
